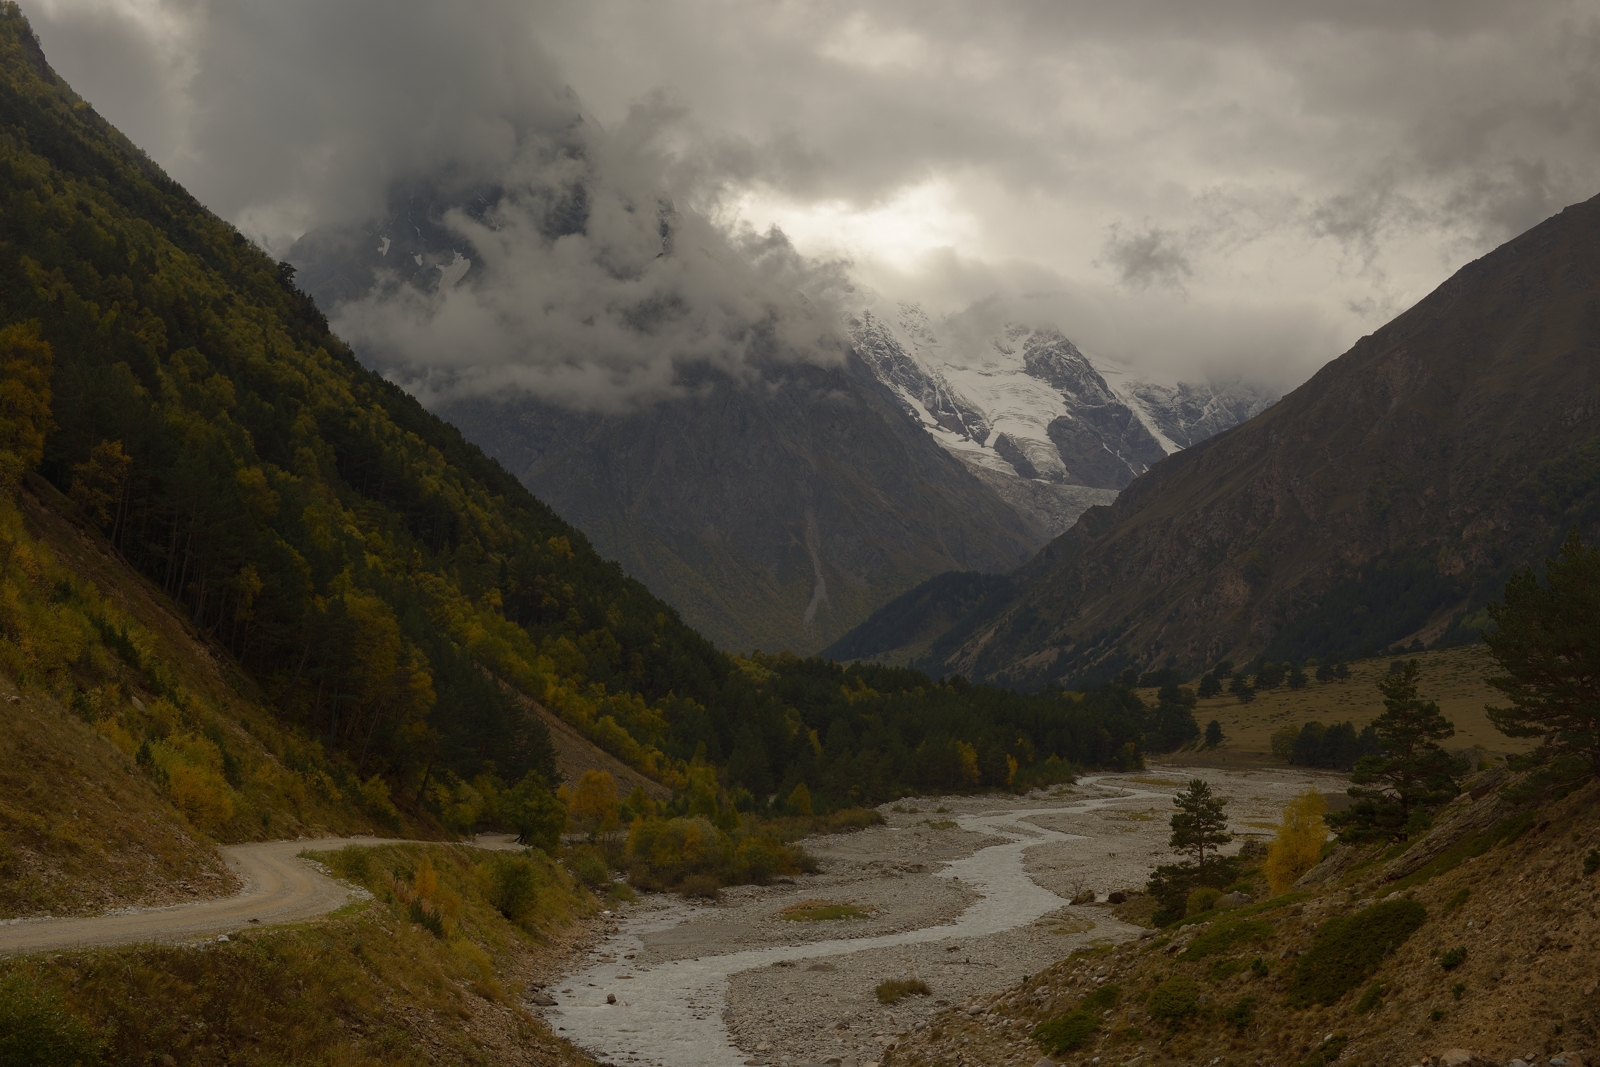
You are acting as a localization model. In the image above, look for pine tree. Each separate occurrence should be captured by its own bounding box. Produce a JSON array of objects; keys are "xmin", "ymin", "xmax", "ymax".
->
[
  {"xmin": 1484, "ymin": 530, "xmax": 1600, "ymax": 774},
  {"xmin": 1229, "ymin": 673, "xmax": 1256, "ymax": 704},
  {"xmin": 1327, "ymin": 660, "xmax": 1460, "ymax": 842},
  {"xmin": 1197, "ymin": 672, "xmax": 1222, "ymax": 699},
  {"xmin": 1170, "ymin": 778, "xmax": 1232, "ymax": 869},
  {"xmin": 1205, "ymin": 720, "xmax": 1224, "ymax": 747}
]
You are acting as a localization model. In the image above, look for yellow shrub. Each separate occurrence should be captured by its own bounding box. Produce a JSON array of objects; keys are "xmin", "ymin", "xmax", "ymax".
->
[
  {"xmin": 164, "ymin": 759, "xmax": 236, "ymax": 832},
  {"xmin": 1265, "ymin": 788, "xmax": 1328, "ymax": 895}
]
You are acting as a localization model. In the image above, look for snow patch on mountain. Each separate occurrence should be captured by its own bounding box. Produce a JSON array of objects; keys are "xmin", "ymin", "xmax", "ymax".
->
[{"xmin": 848, "ymin": 302, "xmax": 1280, "ymax": 537}]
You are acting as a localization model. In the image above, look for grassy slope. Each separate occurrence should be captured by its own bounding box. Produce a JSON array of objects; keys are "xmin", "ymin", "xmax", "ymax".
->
[
  {"xmin": 1141, "ymin": 646, "xmax": 1535, "ymax": 767},
  {"xmin": 1, "ymin": 842, "xmax": 603, "ymax": 1067},
  {"xmin": 894, "ymin": 774, "xmax": 1600, "ymax": 1067}
]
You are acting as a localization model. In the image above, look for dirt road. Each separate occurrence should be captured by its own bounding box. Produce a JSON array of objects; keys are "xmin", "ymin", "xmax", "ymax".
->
[{"xmin": 0, "ymin": 836, "xmax": 407, "ymax": 955}]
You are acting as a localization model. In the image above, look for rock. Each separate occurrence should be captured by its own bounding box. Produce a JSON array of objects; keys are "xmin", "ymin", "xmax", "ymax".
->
[
  {"xmin": 606, "ymin": 993, "xmax": 617, "ymax": 1004},
  {"xmin": 528, "ymin": 992, "xmax": 557, "ymax": 1007},
  {"xmin": 1440, "ymin": 1051, "xmax": 1475, "ymax": 1067},
  {"xmin": 1107, "ymin": 891, "xmax": 1127, "ymax": 904},
  {"xmin": 216, "ymin": 935, "xmax": 229, "ymax": 943},
  {"xmin": 757, "ymin": 1043, "xmax": 771, "ymax": 1052},
  {"xmin": 1509, "ymin": 1059, "xmax": 1529, "ymax": 1067},
  {"xmin": 1035, "ymin": 1059, "xmax": 1056, "ymax": 1067},
  {"xmin": 1217, "ymin": 892, "xmax": 1252, "ymax": 909}
]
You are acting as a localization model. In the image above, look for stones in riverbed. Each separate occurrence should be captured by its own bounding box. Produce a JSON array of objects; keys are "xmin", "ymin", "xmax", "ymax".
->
[
  {"xmin": 527, "ymin": 992, "xmax": 557, "ymax": 1007},
  {"xmin": 606, "ymin": 993, "xmax": 617, "ymax": 1004}
]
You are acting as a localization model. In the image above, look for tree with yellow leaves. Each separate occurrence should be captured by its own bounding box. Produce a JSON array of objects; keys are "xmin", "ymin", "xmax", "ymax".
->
[
  {"xmin": 1265, "ymin": 788, "xmax": 1328, "ymax": 895},
  {"xmin": 567, "ymin": 769, "xmax": 620, "ymax": 841},
  {"xmin": 0, "ymin": 321, "xmax": 54, "ymax": 489}
]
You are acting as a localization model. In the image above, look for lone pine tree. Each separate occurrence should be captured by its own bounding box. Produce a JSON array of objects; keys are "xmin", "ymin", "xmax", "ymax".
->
[
  {"xmin": 1327, "ymin": 660, "xmax": 1460, "ymax": 843},
  {"xmin": 1484, "ymin": 530, "xmax": 1600, "ymax": 775},
  {"xmin": 1170, "ymin": 778, "xmax": 1232, "ymax": 869}
]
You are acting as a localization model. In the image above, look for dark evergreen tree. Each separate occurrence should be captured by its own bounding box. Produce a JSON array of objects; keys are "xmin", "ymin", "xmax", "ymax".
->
[
  {"xmin": 1286, "ymin": 663, "xmax": 1308, "ymax": 689},
  {"xmin": 1204, "ymin": 720, "xmax": 1224, "ymax": 747},
  {"xmin": 1255, "ymin": 661, "xmax": 1286, "ymax": 689},
  {"xmin": 1484, "ymin": 530, "xmax": 1600, "ymax": 774},
  {"xmin": 1327, "ymin": 661, "xmax": 1460, "ymax": 842},
  {"xmin": 1170, "ymin": 778, "xmax": 1232, "ymax": 869},
  {"xmin": 1197, "ymin": 672, "xmax": 1223, "ymax": 699},
  {"xmin": 1229, "ymin": 673, "xmax": 1256, "ymax": 704}
]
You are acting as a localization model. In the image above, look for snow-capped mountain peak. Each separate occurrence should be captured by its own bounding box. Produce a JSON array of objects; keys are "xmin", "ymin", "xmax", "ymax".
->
[{"xmin": 848, "ymin": 301, "xmax": 1280, "ymax": 536}]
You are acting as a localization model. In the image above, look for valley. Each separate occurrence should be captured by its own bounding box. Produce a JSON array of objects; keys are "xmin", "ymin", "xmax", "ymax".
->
[{"xmin": 540, "ymin": 769, "xmax": 1338, "ymax": 1067}]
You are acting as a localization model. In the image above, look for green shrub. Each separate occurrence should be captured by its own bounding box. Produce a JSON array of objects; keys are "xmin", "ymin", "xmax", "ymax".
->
[
  {"xmin": 1452, "ymin": 982, "xmax": 1466, "ymax": 1000},
  {"xmin": 1146, "ymin": 976, "xmax": 1200, "ymax": 1020},
  {"xmin": 1032, "ymin": 1010, "xmax": 1097, "ymax": 1052},
  {"xmin": 1444, "ymin": 887, "xmax": 1471, "ymax": 911},
  {"xmin": 875, "ymin": 978, "xmax": 930, "ymax": 1005},
  {"xmin": 567, "ymin": 848, "xmax": 611, "ymax": 889},
  {"xmin": 1354, "ymin": 982, "xmax": 1385, "ymax": 1014},
  {"xmin": 1179, "ymin": 919, "xmax": 1273, "ymax": 960},
  {"xmin": 1439, "ymin": 946, "xmax": 1466, "ymax": 969},
  {"xmin": 1082, "ymin": 983, "xmax": 1121, "ymax": 1011},
  {"xmin": 0, "ymin": 973, "xmax": 101, "ymax": 1067},
  {"xmin": 1287, "ymin": 899, "xmax": 1427, "ymax": 1007},
  {"xmin": 1431, "ymin": 1008, "xmax": 1446, "ymax": 1022},
  {"xmin": 478, "ymin": 853, "xmax": 546, "ymax": 922},
  {"xmin": 1186, "ymin": 887, "xmax": 1223, "ymax": 916},
  {"xmin": 1585, "ymin": 849, "xmax": 1599, "ymax": 876},
  {"xmin": 1224, "ymin": 996, "xmax": 1256, "ymax": 1031}
]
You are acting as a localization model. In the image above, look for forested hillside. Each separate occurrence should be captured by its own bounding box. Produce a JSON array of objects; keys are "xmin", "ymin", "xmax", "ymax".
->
[{"xmin": 0, "ymin": 5, "xmax": 1187, "ymax": 827}]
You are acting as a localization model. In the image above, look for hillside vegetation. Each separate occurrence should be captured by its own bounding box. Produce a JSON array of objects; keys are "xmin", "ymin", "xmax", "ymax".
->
[{"xmin": 0, "ymin": 4, "xmax": 1213, "ymax": 859}]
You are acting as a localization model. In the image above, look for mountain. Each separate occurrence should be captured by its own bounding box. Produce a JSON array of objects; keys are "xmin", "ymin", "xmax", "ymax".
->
[
  {"xmin": 830, "ymin": 193, "xmax": 1600, "ymax": 685},
  {"xmin": 290, "ymin": 205, "xmax": 1274, "ymax": 656},
  {"xmin": 288, "ymin": 196, "xmax": 1048, "ymax": 658},
  {"xmin": 432, "ymin": 359, "xmax": 1043, "ymax": 656},
  {"xmin": 846, "ymin": 301, "xmax": 1278, "ymax": 536}
]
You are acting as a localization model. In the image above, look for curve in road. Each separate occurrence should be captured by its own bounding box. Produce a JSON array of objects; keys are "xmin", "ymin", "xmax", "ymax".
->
[{"xmin": 0, "ymin": 835, "xmax": 421, "ymax": 955}]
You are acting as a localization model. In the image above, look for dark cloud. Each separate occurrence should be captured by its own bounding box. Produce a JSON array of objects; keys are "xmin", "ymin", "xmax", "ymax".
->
[{"xmin": 1099, "ymin": 225, "xmax": 1193, "ymax": 292}]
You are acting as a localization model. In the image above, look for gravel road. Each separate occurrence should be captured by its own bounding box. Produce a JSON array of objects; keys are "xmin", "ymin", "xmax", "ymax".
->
[{"xmin": 0, "ymin": 835, "xmax": 409, "ymax": 954}]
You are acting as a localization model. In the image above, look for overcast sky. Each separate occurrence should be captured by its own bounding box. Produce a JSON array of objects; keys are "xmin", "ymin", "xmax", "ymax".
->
[{"xmin": 23, "ymin": 0, "xmax": 1600, "ymax": 393}]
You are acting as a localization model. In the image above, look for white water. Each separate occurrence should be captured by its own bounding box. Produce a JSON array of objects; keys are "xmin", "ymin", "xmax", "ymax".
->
[{"xmin": 547, "ymin": 781, "xmax": 1171, "ymax": 1067}]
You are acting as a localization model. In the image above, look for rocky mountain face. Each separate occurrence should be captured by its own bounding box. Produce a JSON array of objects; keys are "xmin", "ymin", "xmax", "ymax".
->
[
  {"xmin": 831, "ymin": 193, "xmax": 1600, "ymax": 686},
  {"xmin": 431, "ymin": 358, "xmax": 1044, "ymax": 655},
  {"xmin": 847, "ymin": 303, "xmax": 1277, "ymax": 537}
]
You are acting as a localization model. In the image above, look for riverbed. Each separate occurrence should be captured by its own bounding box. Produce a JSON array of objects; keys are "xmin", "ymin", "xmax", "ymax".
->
[{"xmin": 540, "ymin": 767, "xmax": 1339, "ymax": 1067}]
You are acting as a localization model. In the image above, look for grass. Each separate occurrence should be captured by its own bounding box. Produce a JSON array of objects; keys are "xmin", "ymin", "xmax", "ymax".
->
[
  {"xmin": 876, "ymin": 978, "xmax": 931, "ymax": 1004},
  {"xmin": 1137, "ymin": 645, "xmax": 1532, "ymax": 764},
  {"xmin": 779, "ymin": 899, "xmax": 869, "ymax": 921},
  {"xmin": 2, "ymin": 842, "xmax": 598, "ymax": 1067},
  {"xmin": 1287, "ymin": 898, "xmax": 1427, "ymax": 1007}
]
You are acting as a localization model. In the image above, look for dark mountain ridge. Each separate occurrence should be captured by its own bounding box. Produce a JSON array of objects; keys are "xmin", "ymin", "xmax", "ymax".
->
[{"xmin": 829, "ymin": 192, "xmax": 1600, "ymax": 685}]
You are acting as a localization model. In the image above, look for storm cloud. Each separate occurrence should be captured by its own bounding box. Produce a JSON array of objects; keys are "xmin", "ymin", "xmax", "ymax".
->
[{"xmin": 23, "ymin": 0, "xmax": 1600, "ymax": 398}]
